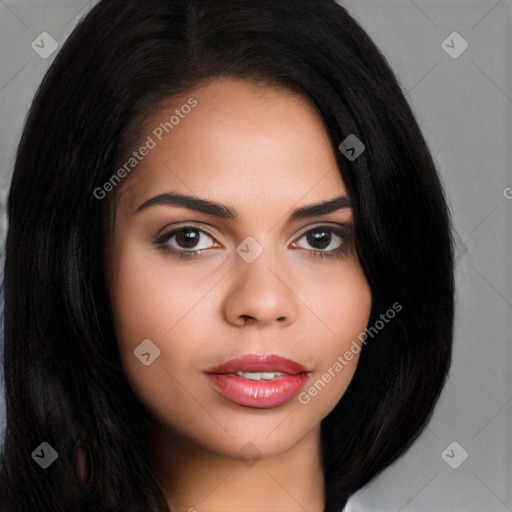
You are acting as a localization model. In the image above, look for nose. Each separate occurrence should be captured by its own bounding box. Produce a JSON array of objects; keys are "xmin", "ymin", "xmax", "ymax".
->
[{"xmin": 222, "ymin": 247, "xmax": 299, "ymax": 328}]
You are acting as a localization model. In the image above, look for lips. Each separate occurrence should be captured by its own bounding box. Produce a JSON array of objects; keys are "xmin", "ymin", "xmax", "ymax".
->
[
  {"xmin": 205, "ymin": 354, "xmax": 309, "ymax": 375},
  {"xmin": 204, "ymin": 354, "xmax": 310, "ymax": 408}
]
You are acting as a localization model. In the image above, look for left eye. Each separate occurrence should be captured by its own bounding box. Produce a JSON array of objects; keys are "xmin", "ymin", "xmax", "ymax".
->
[{"xmin": 293, "ymin": 227, "xmax": 347, "ymax": 252}]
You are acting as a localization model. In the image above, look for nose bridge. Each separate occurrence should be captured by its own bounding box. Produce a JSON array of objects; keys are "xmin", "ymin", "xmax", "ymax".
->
[
  {"xmin": 236, "ymin": 234, "xmax": 284, "ymax": 299},
  {"xmin": 223, "ymin": 234, "xmax": 298, "ymax": 326}
]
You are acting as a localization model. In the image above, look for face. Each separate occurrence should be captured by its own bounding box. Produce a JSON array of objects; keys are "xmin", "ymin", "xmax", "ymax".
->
[{"xmin": 105, "ymin": 77, "xmax": 372, "ymax": 460}]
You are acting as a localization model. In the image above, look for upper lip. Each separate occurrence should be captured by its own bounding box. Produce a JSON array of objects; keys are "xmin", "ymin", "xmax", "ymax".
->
[{"xmin": 205, "ymin": 354, "xmax": 309, "ymax": 375}]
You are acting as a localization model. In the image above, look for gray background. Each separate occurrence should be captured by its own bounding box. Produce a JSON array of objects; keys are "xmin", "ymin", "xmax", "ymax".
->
[{"xmin": 0, "ymin": 1, "xmax": 511, "ymax": 511}]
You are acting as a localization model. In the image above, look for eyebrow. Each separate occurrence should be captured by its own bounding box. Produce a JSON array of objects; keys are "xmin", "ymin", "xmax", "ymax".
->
[{"xmin": 135, "ymin": 192, "xmax": 352, "ymax": 221}]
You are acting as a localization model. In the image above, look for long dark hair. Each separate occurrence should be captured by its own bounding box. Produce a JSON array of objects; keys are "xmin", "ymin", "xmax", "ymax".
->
[{"xmin": 0, "ymin": 1, "xmax": 454, "ymax": 510}]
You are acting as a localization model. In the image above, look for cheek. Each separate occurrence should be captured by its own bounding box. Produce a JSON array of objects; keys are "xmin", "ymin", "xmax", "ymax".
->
[
  {"xmin": 108, "ymin": 241, "xmax": 217, "ymax": 409},
  {"xmin": 109, "ymin": 241, "xmax": 211, "ymax": 342},
  {"xmin": 297, "ymin": 263, "xmax": 372, "ymax": 412},
  {"xmin": 303, "ymin": 258, "xmax": 372, "ymax": 346}
]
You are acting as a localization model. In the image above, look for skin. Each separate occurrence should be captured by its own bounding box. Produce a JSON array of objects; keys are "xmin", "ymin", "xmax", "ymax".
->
[{"xmin": 105, "ymin": 77, "xmax": 372, "ymax": 512}]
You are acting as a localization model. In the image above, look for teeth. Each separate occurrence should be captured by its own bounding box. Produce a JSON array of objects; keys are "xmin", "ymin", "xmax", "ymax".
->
[{"xmin": 235, "ymin": 371, "xmax": 286, "ymax": 381}]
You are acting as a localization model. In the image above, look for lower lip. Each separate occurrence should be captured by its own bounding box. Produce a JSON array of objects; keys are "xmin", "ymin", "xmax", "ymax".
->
[{"xmin": 204, "ymin": 373, "xmax": 309, "ymax": 408}]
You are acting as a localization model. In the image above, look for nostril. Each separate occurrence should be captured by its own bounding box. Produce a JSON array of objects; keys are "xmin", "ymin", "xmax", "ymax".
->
[{"xmin": 240, "ymin": 315, "xmax": 253, "ymax": 323}]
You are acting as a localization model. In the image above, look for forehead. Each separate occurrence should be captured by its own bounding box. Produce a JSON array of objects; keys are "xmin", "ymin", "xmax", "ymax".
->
[{"xmin": 117, "ymin": 77, "xmax": 346, "ymax": 216}]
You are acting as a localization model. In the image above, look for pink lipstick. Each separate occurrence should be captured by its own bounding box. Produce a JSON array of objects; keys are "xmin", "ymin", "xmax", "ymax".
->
[{"xmin": 204, "ymin": 354, "xmax": 310, "ymax": 408}]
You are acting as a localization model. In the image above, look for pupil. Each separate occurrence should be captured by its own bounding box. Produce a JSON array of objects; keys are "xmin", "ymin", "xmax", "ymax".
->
[
  {"xmin": 177, "ymin": 229, "xmax": 199, "ymax": 248},
  {"xmin": 308, "ymin": 230, "xmax": 330, "ymax": 249}
]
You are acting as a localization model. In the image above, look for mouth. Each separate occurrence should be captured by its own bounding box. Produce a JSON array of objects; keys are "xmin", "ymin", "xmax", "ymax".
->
[{"xmin": 203, "ymin": 354, "xmax": 310, "ymax": 408}]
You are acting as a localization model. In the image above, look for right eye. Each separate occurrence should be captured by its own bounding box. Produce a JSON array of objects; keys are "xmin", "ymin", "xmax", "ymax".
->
[{"xmin": 153, "ymin": 226, "xmax": 221, "ymax": 260}]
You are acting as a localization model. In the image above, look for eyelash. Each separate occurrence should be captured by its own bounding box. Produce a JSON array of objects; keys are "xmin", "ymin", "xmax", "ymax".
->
[{"xmin": 153, "ymin": 225, "xmax": 352, "ymax": 262}]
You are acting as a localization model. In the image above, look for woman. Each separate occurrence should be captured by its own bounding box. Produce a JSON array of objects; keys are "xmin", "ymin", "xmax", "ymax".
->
[{"xmin": 0, "ymin": 1, "xmax": 454, "ymax": 511}]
